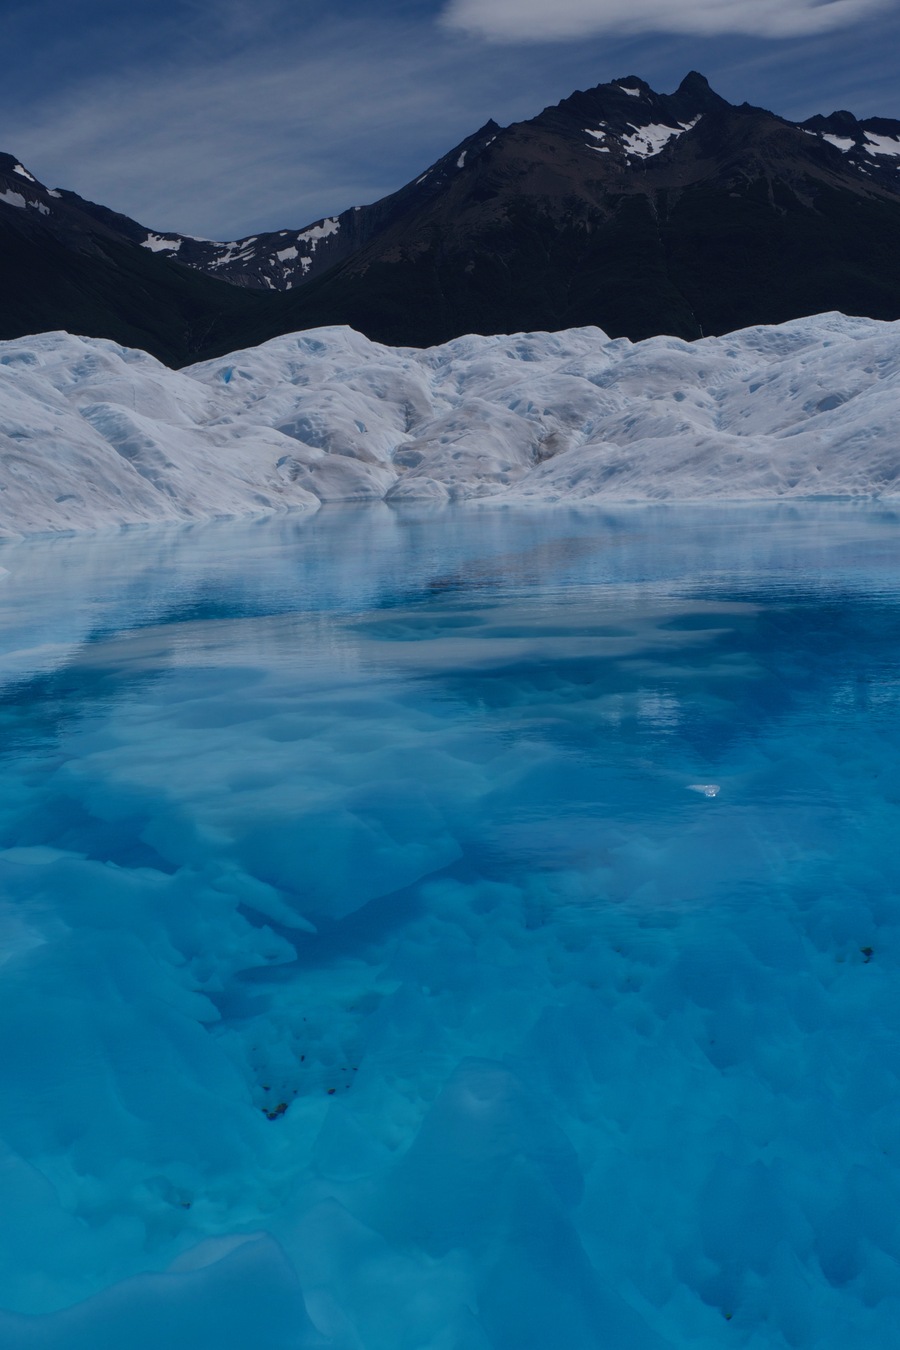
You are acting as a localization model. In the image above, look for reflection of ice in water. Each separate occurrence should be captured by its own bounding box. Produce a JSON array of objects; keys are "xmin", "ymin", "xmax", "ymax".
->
[
  {"xmin": 637, "ymin": 690, "xmax": 681, "ymax": 728},
  {"xmin": 0, "ymin": 503, "xmax": 899, "ymax": 1349}
]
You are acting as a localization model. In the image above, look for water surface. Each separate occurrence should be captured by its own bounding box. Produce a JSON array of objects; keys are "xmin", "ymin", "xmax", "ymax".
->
[{"xmin": 1, "ymin": 503, "xmax": 898, "ymax": 1349}]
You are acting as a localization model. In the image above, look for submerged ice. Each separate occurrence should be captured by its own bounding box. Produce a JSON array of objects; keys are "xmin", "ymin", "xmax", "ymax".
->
[
  {"xmin": 1, "ymin": 504, "xmax": 899, "ymax": 1348},
  {"xmin": 1, "ymin": 311, "xmax": 900, "ymax": 534}
]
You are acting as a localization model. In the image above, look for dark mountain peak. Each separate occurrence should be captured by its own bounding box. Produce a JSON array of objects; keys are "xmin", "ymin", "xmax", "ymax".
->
[
  {"xmin": 608, "ymin": 75, "xmax": 652, "ymax": 95},
  {"xmin": 677, "ymin": 71, "xmax": 710, "ymax": 92},
  {"xmin": 543, "ymin": 70, "xmax": 731, "ymax": 142},
  {"xmin": 803, "ymin": 109, "xmax": 859, "ymax": 134},
  {"xmin": 673, "ymin": 71, "xmax": 729, "ymax": 111}
]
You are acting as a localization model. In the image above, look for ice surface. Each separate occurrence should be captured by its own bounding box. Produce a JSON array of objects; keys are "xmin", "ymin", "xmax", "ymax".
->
[
  {"xmin": 1, "ymin": 312, "xmax": 900, "ymax": 536},
  {"xmin": 1, "ymin": 503, "xmax": 900, "ymax": 1347}
]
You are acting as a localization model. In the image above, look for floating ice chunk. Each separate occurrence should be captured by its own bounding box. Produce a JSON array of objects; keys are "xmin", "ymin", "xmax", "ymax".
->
[{"xmin": 688, "ymin": 783, "xmax": 720, "ymax": 797}]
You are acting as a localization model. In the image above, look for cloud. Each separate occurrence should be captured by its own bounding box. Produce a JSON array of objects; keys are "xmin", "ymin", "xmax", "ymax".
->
[
  {"xmin": 440, "ymin": 0, "xmax": 894, "ymax": 41},
  {"xmin": 1, "ymin": 14, "xmax": 496, "ymax": 238}
]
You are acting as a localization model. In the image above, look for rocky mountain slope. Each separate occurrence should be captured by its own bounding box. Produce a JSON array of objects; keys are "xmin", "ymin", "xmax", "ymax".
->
[
  {"xmin": 0, "ymin": 153, "xmax": 276, "ymax": 366},
  {"xmin": 2, "ymin": 73, "xmax": 900, "ymax": 361}
]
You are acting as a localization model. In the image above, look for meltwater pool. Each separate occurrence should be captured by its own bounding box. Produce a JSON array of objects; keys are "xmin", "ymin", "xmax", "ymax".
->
[{"xmin": 0, "ymin": 503, "xmax": 898, "ymax": 1349}]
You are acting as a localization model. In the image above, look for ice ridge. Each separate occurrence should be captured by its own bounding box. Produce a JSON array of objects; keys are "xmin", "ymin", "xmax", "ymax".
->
[{"xmin": 0, "ymin": 311, "xmax": 898, "ymax": 535}]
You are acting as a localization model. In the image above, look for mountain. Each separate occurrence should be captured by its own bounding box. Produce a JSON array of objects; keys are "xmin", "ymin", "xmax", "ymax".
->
[
  {"xmin": 0, "ymin": 153, "xmax": 280, "ymax": 366},
  {"xmin": 93, "ymin": 120, "xmax": 505, "ymax": 295},
  {"xmin": 2, "ymin": 73, "xmax": 900, "ymax": 362}
]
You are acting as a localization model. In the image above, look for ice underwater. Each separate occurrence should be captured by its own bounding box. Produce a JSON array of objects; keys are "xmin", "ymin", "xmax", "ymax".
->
[{"xmin": 1, "ymin": 501, "xmax": 899, "ymax": 1349}]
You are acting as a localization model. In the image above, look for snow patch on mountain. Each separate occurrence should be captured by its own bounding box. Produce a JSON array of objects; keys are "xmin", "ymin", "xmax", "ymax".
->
[
  {"xmin": 0, "ymin": 312, "xmax": 898, "ymax": 535},
  {"xmin": 621, "ymin": 117, "xmax": 701, "ymax": 158},
  {"xmin": 142, "ymin": 233, "xmax": 181, "ymax": 253},
  {"xmin": 864, "ymin": 132, "xmax": 900, "ymax": 157},
  {"xmin": 584, "ymin": 117, "xmax": 701, "ymax": 159},
  {"xmin": 821, "ymin": 133, "xmax": 855, "ymax": 151}
]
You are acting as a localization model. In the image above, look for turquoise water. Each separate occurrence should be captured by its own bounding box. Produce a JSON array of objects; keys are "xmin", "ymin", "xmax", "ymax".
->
[{"xmin": 0, "ymin": 504, "xmax": 899, "ymax": 1348}]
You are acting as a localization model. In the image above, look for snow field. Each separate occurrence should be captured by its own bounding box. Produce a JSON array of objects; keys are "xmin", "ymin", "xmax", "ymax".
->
[{"xmin": 1, "ymin": 311, "xmax": 899, "ymax": 535}]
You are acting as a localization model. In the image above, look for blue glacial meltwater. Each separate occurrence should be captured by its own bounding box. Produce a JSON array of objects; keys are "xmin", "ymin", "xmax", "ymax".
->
[{"xmin": 0, "ymin": 503, "xmax": 899, "ymax": 1349}]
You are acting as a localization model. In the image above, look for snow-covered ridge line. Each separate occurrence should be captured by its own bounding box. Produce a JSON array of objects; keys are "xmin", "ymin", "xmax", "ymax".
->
[{"xmin": 0, "ymin": 312, "xmax": 898, "ymax": 537}]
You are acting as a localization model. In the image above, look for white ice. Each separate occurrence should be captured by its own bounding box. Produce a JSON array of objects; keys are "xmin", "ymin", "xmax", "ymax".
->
[{"xmin": 1, "ymin": 311, "xmax": 900, "ymax": 535}]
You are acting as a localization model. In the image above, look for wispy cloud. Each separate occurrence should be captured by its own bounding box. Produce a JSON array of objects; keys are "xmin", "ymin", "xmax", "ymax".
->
[
  {"xmin": 441, "ymin": 0, "xmax": 894, "ymax": 41},
  {"xmin": 2, "ymin": 13, "xmax": 500, "ymax": 238}
]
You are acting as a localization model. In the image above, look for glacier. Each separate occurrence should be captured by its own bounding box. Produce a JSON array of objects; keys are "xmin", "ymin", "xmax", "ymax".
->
[{"xmin": 1, "ymin": 311, "xmax": 899, "ymax": 535}]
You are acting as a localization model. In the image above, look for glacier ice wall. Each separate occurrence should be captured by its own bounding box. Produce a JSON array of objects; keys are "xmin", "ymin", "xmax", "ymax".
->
[{"xmin": 1, "ymin": 312, "xmax": 899, "ymax": 534}]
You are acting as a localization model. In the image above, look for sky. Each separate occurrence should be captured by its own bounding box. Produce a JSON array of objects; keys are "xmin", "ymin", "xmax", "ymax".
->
[{"xmin": 2, "ymin": 0, "xmax": 899, "ymax": 241}]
